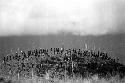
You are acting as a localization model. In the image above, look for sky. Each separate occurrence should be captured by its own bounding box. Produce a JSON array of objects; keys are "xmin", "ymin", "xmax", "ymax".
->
[{"xmin": 0, "ymin": 0, "xmax": 125, "ymax": 36}]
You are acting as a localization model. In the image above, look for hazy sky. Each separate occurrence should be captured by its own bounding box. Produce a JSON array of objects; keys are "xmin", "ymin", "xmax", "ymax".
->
[{"xmin": 0, "ymin": 0, "xmax": 125, "ymax": 36}]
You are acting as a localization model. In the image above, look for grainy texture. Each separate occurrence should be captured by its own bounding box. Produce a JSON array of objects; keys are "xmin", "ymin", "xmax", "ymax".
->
[{"xmin": 0, "ymin": 48, "xmax": 125, "ymax": 83}]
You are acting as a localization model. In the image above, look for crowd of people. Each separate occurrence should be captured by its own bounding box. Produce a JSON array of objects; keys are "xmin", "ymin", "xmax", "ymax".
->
[{"xmin": 0, "ymin": 47, "xmax": 125, "ymax": 80}]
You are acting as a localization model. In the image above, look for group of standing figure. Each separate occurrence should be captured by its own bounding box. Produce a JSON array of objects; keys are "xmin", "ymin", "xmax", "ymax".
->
[{"xmin": 0, "ymin": 48, "xmax": 125, "ymax": 80}]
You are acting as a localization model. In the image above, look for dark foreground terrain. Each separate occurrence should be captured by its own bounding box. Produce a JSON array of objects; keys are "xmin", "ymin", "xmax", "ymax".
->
[{"xmin": 0, "ymin": 47, "xmax": 125, "ymax": 83}]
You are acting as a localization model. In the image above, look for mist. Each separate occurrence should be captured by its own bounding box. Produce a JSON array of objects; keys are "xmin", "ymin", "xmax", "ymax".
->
[{"xmin": 0, "ymin": 0, "xmax": 125, "ymax": 36}]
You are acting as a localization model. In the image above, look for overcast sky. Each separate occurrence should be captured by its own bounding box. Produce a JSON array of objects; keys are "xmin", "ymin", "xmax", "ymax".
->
[{"xmin": 0, "ymin": 0, "xmax": 125, "ymax": 36}]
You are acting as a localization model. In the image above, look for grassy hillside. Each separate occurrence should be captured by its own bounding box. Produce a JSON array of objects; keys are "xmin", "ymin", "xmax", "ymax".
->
[{"xmin": 0, "ymin": 47, "xmax": 125, "ymax": 83}]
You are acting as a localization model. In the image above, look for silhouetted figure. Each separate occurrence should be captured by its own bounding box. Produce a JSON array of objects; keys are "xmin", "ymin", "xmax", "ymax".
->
[{"xmin": 0, "ymin": 77, "xmax": 5, "ymax": 83}]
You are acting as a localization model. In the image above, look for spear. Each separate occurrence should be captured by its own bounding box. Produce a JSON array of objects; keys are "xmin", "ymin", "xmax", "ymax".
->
[{"xmin": 85, "ymin": 43, "xmax": 88, "ymax": 50}]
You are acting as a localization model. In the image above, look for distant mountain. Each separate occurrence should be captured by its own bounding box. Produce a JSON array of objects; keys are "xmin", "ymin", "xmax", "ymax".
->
[{"xmin": 0, "ymin": 33, "xmax": 124, "ymax": 64}]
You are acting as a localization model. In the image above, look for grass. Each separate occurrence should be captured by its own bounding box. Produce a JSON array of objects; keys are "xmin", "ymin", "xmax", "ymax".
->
[
  {"xmin": 0, "ymin": 48, "xmax": 125, "ymax": 83},
  {"xmin": 1, "ymin": 74, "xmax": 125, "ymax": 83}
]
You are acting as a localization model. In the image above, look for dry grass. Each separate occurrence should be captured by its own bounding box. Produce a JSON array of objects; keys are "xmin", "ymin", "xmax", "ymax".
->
[
  {"xmin": 1, "ymin": 48, "xmax": 125, "ymax": 83},
  {"xmin": 2, "ymin": 74, "xmax": 125, "ymax": 83}
]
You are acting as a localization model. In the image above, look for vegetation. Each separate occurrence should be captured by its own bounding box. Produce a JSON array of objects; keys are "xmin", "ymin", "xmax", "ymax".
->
[{"xmin": 0, "ymin": 47, "xmax": 125, "ymax": 83}]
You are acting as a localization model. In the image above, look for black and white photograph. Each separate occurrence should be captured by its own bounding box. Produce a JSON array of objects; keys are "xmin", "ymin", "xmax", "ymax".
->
[{"xmin": 0, "ymin": 0, "xmax": 125, "ymax": 83}]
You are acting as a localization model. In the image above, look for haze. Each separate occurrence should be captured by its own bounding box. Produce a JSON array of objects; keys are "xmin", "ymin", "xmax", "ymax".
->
[{"xmin": 0, "ymin": 0, "xmax": 125, "ymax": 36}]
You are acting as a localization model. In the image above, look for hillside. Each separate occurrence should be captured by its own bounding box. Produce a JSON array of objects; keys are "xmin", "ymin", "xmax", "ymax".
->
[{"xmin": 0, "ymin": 33, "xmax": 124, "ymax": 64}]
